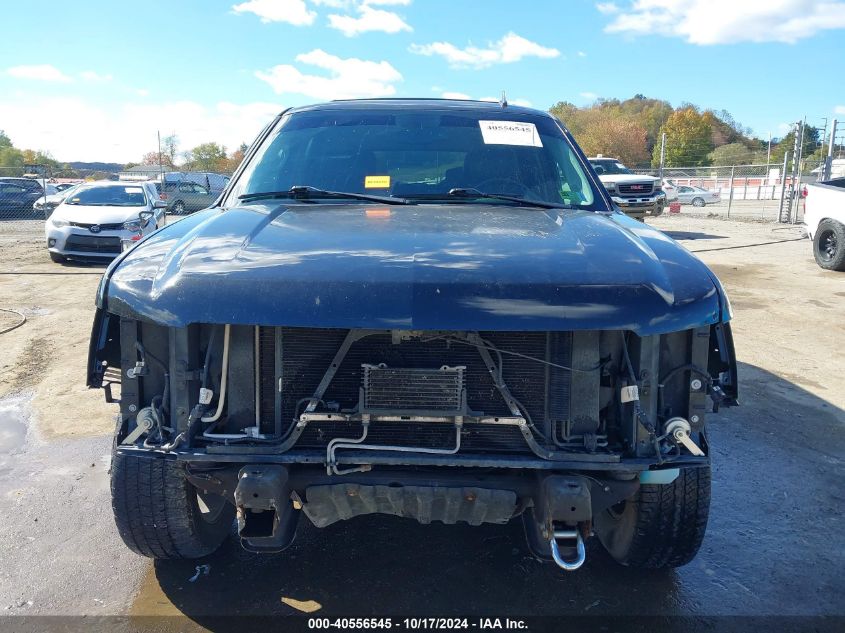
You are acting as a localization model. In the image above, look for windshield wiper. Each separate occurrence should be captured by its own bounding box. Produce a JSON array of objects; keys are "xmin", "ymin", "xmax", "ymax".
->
[
  {"xmin": 403, "ymin": 188, "xmax": 569, "ymax": 209},
  {"xmin": 238, "ymin": 185, "xmax": 408, "ymax": 205},
  {"xmin": 446, "ymin": 188, "xmax": 569, "ymax": 209}
]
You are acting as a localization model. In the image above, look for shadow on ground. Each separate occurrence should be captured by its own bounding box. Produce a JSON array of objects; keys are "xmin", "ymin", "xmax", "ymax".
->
[
  {"xmin": 143, "ymin": 363, "xmax": 843, "ymax": 621},
  {"xmin": 660, "ymin": 230, "xmax": 728, "ymax": 241}
]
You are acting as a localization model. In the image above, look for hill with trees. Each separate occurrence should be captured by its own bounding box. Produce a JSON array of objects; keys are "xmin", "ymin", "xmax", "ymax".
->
[{"xmin": 549, "ymin": 95, "xmax": 824, "ymax": 168}]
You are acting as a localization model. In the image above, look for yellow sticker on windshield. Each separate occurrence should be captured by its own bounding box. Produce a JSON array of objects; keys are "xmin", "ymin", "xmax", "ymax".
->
[{"xmin": 364, "ymin": 175, "xmax": 391, "ymax": 189}]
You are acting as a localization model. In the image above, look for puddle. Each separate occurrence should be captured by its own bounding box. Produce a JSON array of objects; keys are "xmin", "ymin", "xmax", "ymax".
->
[{"xmin": 0, "ymin": 394, "xmax": 29, "ymax": 454}]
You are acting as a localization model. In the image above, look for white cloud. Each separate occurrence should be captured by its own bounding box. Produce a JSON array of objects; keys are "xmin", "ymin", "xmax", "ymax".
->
[
  {"xmin": 135, "ymin": 89, "xmax": 150, "ymax": 97},
  {"xmin": 232, "ymin": 0, "xmax": 316, "ymax": 25},
  {"xmin": 579, "ymin": 91, "xmax": 598, "ymax": 100},
  {"xmin": 410, "ymin": 32, "xmax": 560, "ymax": 69},
  {"xmin": 80, "ymin": 70, "xmax": 113, "ymax": 82},
  {"xmin": 602, "ymin": 0, "xmax": 845, "ymax": 45},
  {"xmin": 7, "ymin": 64, "xmax": 72, "ymax": 82},
  {"xmin": 327, "ymin": 1, "xmax": 412, "ymax": 36},
  {"xmin": 595, "ymin": 2, "xmax": 619, "ymax": 13},
  {"xmin": 0, "ymin": 97, "xmax": 281, "ymax": 163},
  {"xmin": 834, "ymin": 105, "xmax": 845, "ymax": 115},
  {"xmin": 509, "ymin": 98, "xmax": 533, "ymax": 107},
  {"xmin": 255, "ymin": 49, "xmax": 402, "ymax": 99},
  {"xmin": 577, "ymin": 50, "xmax": 587, "ymax": 57}
]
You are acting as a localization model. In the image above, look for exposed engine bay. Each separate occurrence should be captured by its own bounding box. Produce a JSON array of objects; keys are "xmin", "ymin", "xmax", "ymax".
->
[{"xmin": 90, "ymin": 317, "xmax": 737, "ymax": 567}]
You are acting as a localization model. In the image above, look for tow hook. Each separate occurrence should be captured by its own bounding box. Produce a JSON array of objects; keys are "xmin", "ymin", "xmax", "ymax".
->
[
  {"xmin": 549, "ymin": 527, "xmax": 586, "ymax": 571},
  {"xmin": 664, "ymin": 417, "xmax": 705, "ymax": 456}
]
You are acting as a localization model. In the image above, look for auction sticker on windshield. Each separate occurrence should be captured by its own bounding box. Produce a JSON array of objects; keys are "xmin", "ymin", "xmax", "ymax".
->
[
  {"xmin": 365, "ymin": 175, "xmax": 391, "ymax": 189},
  {"xmin": 478, "ymin": 121, "xmax": 543, "ymax": 147}
]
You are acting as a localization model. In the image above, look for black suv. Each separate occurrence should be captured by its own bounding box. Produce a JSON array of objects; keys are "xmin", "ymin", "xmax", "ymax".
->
[{"xmin": 88, "ymin": 99, "xmax": 737, "ymax": 571}]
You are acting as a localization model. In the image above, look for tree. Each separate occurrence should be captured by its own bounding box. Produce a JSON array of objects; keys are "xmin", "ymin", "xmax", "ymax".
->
[
  {"xmin": 708, "ymin": 142, "xmax": 759, "ymax": 166},
  {"xmin": 184, "ymin": 142, "xmax": 228, "ymax": 172},
  {"xmin": 769, "ymin": 125, "xmax": 821, "ymax": 165},
  {"xmin": 141, "ymin": 151, "xmax": 174, "ymax": 169},
  {"xmin": 653, "ymin": 107, "xmax": 714, "ymax": 167},
  {"xmin": 0, "ymin": 130, "xmax": 12, "ymax": 149},
  {"xmin": 162, "ymin": 135, "xmax": 179, "ymax": 167},
  {"xmin": 574, "ymin": 110, "xmax": 650, "ymax": 166}
]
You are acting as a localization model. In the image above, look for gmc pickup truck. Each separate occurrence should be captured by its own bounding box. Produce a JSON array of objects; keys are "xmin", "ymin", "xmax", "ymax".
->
[
  {"xmin": 804, "ymin": 177, "xmax": 845, "ymax": 271},
  {"xmin": 88, "ymin": 99, "xmax": 737, "ymax": 572},
  {"xmin": 588, "ymin": 156, "xmax": 665, "ymax": 220}
]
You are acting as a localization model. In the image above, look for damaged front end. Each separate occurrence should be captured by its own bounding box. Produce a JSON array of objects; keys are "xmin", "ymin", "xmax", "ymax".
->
[{"xmin": 89, "ymin": 317, "xmax": 737, "ymax": 569}]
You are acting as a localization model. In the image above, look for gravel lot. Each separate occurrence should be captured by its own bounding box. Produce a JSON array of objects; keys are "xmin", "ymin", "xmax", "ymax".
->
[{"xmin": 0, "ymin": 214, "xmax": 842, "ymax": 628}]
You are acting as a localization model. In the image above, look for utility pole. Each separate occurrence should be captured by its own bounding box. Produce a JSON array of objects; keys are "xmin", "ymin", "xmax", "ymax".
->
[
  {"xmin": 658, "ymin": 132, "xmax": 666, "ymax": 180},
  {"xmin": 766, "ymin": 131, "xmax": 772, "ymax": 164},
  {"xmin": 822, "ymin": 120, "xmax": 838, "ymax": 181},
  {"xmin": 157, "ymin": 130, "xmax": 164, "ymax": 181}
]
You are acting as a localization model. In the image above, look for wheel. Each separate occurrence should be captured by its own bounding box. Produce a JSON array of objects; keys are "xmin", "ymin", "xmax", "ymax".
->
[
  {"xmin": 111, "ymin": 449, "xmax": 234, "ymax": 559},
  {"xmin": 691, "ymin": 197, "xmax": 706, "ymax": 207},
  {"xmin": 172, "ymin": 200, "xmax": 186, "ymax": 215},
  {"xmin": 594, "ymin": 466, "xmax": 710, "ymax": 569},
  {"xmin": 49, "ymin": 252, "xmax": 66, "ymax": 263},
  {"xmin": 813, "ymin": 219, "xmax": 845, "ymax": 271}
]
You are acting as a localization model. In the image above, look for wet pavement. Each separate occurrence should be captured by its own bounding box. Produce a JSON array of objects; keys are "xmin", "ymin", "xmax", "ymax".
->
[{"xmin": 0, "ymin": 362, "xmax": 842, "ymax": 624}]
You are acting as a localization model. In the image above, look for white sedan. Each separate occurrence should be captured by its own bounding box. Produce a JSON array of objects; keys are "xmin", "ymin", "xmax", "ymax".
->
[
  {"xmin": 676, "ymin": 185, "xmax": 721, "ymax": 207},
  {"xmin": 45, "ymin": 181, "xmax": 166, "ymax": 263}
]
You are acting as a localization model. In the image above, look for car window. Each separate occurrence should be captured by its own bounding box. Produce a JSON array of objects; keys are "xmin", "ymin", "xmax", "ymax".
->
[
  {"xmin": 179, "ymin": 182, "xmax": 193, "ymax": 193},
  {"xmin": 65, "ymin": 185, "xmax": 148, "ymax": 206},
  {"xmin": 0, "ymin": 184, "xmax": 27, "ymax": 194},
  {"xmin": 194, "ymin": 184, "xmax": 210, "ymax": 194},
  {"xmin": 230, "ymin": 110, "xmax": 600, "ymax": 208},
  {"xmin": 679, "ymin": 186, "xmax": 692, "ymax": 193}
]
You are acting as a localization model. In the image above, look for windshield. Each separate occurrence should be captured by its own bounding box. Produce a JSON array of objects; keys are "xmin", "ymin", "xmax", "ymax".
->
[
  {"xmin": 590, "ymin": 160, "xmax": 632, "ymax": 175},
  {"xmin": 66, "ymin": 185, "xmax": 148, "ymax": 207},
  {"xmin": 228, "ymin": 109, "xmax": 600, "ymax": 208}
]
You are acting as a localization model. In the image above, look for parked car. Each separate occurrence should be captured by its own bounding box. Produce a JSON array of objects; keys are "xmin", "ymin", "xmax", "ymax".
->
[
  {"xmin": 88, "ymin": 99, "xmax": 737, "ymax": 572},
  {"xmin": 587, "ymin": 157, "xmax": 665, "ymax": 220},
  {"xmin": 33, "ymin": 182, "xmax": 84, "ymax": 218},
  {"xmin": 55, "ymin": 182, "xmax": 78, "ymax": 192},
  {"xmin": 153, "ymin": 180, "xmax": 216, "ymax": 214},
  {"xmin": 0, "ymin": 177, "xmax": 45, "ymax": 217},
  {"xmin": 45, "ymin": 181, "xmax": 165, "ymax": 263},
  {"xmin": 676, "ymin": 185, "xmax": 720, "ymax": 207},
  {"xmin": 804, "ymin": 177, "xmax": 845, "ymax": 271}
]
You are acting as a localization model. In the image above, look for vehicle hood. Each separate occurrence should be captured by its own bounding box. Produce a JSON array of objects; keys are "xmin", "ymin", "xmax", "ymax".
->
[
  {"xmin": 598, "ymin": 174, "xmax": 659, "ymax": 184},
  {"xmin": 100, "ymin": 203, "xmax": 724, "ymax": 333},
  {"xmin": 52, "ymin": 203, "xmax": 145, "ymax": 224}
]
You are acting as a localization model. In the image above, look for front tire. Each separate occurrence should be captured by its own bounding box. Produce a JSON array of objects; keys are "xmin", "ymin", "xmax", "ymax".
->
[
  {"xmin": 172, "ymin": 200, "xmax": 186, "ymax": 215},
  {"xmin": 691, "ymin": 197, "xmax": 706, "ymax": 207},
  {"xmin": 111, "ymin": 450, "xmax": 234, "ymax": 559},
  {"xmin": 49, "ymin": 252, "xmax": 66, "ymax": 263},
  {"xmin": 813, "ymin": 219, "xmax": 845, "ymax": 271},
  {"xmin": 594, "ymin": 466, "xmax": 710, "ymax": 569}
]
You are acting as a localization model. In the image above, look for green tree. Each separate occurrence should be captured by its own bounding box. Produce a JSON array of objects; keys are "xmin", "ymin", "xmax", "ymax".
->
[
  {"xmin": 769, "ymin": 125, "xmax": 820, "ymax": 165},
  {"xmin": 653, "ymin": 107, "xmax": 714, "ymax": 167},
  {"xmin": 708, "ymin": 142, "xmax": 758, "ymax": 166},
  {"xmin": 184, "ymin": 142, "xmax": 227, "ymax": 171}
]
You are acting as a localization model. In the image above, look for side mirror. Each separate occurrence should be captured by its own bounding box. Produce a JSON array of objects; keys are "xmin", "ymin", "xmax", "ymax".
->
[
  {"xmin": 153, "ymin": 200, "xmax": 168, "ymax": 209},
  {"xmin": 139, "ymin": 210, "xmax": 154, "ymax": 226}
]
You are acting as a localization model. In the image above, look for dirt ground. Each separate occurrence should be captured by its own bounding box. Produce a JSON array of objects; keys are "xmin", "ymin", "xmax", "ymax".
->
[{"xmin": 0, "ymin": 215, "xmax": 843, "ymax": 626}]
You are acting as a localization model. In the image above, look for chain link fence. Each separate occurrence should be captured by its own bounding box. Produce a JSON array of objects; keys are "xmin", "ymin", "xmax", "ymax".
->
[{"xmin": 632, "ymin": 160, "xmax": 824, "ymax": 222}]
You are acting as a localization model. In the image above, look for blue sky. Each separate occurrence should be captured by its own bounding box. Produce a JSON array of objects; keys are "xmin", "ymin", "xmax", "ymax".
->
[{"xmin": 1, "ymin": 0, "xmax": 844, "ymax": 162}]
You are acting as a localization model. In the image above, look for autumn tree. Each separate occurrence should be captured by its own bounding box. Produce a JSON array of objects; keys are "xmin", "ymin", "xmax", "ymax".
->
[
  {"xmin": 574, "ymin": 110, "xmax": 650, "ymax": 166},
  {"xmin": 183, "ymin": 142, "xmax": 228, "ymax": 172},
  {"xmin": 653, "ymin": 107, "xmax": 714, "ymax": 167}
]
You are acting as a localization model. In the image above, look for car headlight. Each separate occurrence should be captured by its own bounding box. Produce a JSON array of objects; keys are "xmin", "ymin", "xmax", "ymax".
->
[
  {"xmin": 51, "ymin": 218, "xmax": 69, "ymax": 228},
  {"xmin": 123, "ymin": 220, "xmax": 142, "ymax": 232},
  {"xmin": 604, "ymin": 182, "xmax": 616, "ymax": 192}
]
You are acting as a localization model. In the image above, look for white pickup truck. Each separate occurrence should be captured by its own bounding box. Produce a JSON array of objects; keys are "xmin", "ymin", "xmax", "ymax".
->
[
  {"xmin": 804, "ymin": 178, "xmax": 845, "ymax": 271},
  {"xmin": 588, "ymin": 156, "xmax": 665, "ymax": 220}
]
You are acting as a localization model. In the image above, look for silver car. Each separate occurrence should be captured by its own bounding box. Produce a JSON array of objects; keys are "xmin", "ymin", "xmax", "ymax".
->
[
  {"xmin": 676, "ymin": 185, "xmax": 721, "ymax": 207},
  {"xmin": 154, "ymin": 180, "xmax": 216, "ymax": 215}
]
